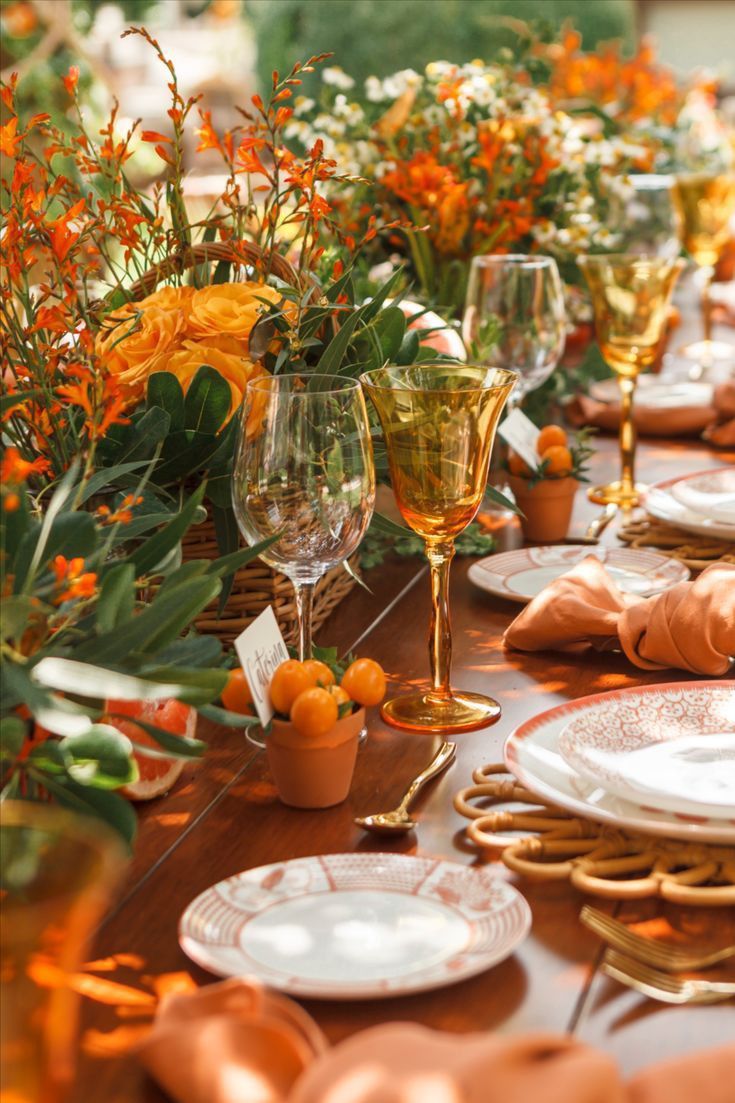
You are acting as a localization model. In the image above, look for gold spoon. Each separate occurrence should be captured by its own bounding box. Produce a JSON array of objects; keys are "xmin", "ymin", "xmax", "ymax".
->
[{"xmin": 354, "ymin": 741, "xmax": 457, "ymax": 835}]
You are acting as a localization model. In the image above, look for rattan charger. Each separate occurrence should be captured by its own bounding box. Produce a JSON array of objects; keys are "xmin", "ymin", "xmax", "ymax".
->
[
  {"xmin": 454, "ymin": 764, "xmax": 735, "ymax": 907},
  {"xmin": 618, "ymin": 515, "xmax": 735, "ymax": 571},
  {"xmin": 133, "ymin": 241, "xmax": 356, "ymax": 645}
]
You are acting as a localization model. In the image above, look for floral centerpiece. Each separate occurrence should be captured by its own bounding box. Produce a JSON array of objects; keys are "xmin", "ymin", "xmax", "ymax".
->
[
  {"xmin": 289, "ymin": 56, "xmax": 636, "ymax": 312},
  {"xmin": 2, "ymin": 30, "xmax": 438, "ymax": 642}
]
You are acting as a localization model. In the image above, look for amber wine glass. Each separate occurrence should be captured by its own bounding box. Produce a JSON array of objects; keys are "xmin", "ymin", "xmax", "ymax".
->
[
  {"xmin": 578, "ymin": 255, "xmax": 684, "ymax": 508},
  {"xmin": 232, "ymin": 374, "xmax": 375, "ymax": 660},
  {"xmin": 1, "ymin": 803, "xmax": 123, "ymax": 1103},
  {"xmin": 673, "ymin": 172, "xmax": 735, "ymax": 369},
  {"xmin": 360, "ymin": 364, "xmax": 516, "ymax": 734}
]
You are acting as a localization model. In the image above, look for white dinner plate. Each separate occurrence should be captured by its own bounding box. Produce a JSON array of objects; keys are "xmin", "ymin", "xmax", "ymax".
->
[
  {"xmin": 668, "ymin": 469, "xmax": 735, "ymax": 525},
  {"xmin": 504, "ymin": 682, "xmax": 735, "ymax": 845},
  {"xmin": 179, "ymin": 852, "xmax": 531, "ymax": 999},
  {"xmin": 645, "ymin": 468, "xmax": 735, "ymax": 543},
  {"xmin": 468, "ymin": 546, "xmax": 689, "ymax": 604},
  {"xmin": 589, "ymin": 376, "xmax": 714, "ymax": 410},
  {"xmin": 558, "ymin": 684, "xmax": 735, "ymax": 819}
]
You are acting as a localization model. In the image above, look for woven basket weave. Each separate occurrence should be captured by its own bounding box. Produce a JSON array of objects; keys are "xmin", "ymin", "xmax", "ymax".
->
[{"xmin": 135, "ymin": 240, "xmax": 357, "ymax": 645}]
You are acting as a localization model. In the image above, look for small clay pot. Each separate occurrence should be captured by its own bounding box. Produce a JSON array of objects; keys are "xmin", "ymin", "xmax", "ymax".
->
[
  {"xmin": 266, "ymin": 707, "xmax": 365, "ymax": 809},
  {"xmin": 507, "ymin": 474, "xmax": 579, "ymax": 543}
]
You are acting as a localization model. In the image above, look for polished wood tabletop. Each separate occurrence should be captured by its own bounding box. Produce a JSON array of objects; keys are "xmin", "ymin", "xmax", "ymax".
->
[{"xmin": 73, "ymin": 434, "xmax": 735, "ymax": 1101}]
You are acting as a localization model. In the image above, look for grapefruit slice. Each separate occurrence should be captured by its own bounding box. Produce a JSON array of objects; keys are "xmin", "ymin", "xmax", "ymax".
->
[{"xmin": 106, "ymin": 698, "xmax": 197, "ymax": 801}]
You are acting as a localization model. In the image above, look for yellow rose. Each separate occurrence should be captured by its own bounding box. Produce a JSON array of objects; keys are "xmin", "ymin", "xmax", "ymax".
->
[
  {"xmin": 165, "ymin": 337, "xmax": 266, "ymax": 420},
  {"xmin": 137, "ymin": 284, "xmax": 195, "ymax": 322},
  {"xmin": 187, "ymin": 282, "xmax": 284, "ymax": 342},
  {"xmin": 96, "ymin": 305, "xmax": 186, "ymax": 405}
]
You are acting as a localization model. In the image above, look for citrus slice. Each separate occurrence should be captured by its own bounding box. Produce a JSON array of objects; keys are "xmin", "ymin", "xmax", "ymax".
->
[{"xmin": 106, "ymin": 698, "xmax": 196, "ymax": 801}]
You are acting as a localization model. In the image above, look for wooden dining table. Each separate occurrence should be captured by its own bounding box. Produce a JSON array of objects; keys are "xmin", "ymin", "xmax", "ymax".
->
[{"xmin": 72, "ymin": 431, "xmax": 735, "ymax": 1102}]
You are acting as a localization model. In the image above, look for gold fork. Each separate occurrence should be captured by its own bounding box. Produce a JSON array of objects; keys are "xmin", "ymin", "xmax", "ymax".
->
[
  {"xmin": 581, "ymin": 905, "xmax": 735, "ymax": 972},
  {"xmin": 602, "ymin": 949, "xmax": 735, "ymax": 1004}
]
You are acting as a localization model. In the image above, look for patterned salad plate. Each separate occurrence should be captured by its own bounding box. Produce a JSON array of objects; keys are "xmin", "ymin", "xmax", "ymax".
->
[
  {"xmin": 179, "ymin": 852, "xmax": 531, "ymax": 999},
  {"xmin": 558, "ymin": 684, "xmax": 735, "ymax": 819},
  {"xmin": 645, "ymin": 468, "xmax": 735, "ymax": 543},
  {"xmin": 504, "ymin": 683, "xmax": 735, "ymax": 845},
  {"xmin": 468, "ymin": 546, "xmax": 689, "ymax": 604}
]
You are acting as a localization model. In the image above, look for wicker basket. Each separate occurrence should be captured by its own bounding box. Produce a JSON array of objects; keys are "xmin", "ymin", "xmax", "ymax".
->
[{"xmin": 134, "ymin": 241, "xmax": 357, "ymax": 645}]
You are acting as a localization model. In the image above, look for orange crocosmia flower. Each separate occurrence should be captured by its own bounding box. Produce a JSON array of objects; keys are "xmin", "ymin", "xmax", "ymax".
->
[
  {"xmin": 0, "ymin": 447, "xmax": 50, "ymax": 484},
  {"xmin": 63, "ymin": 65, "xmax": 79, "ymax": 96},
  {"xmin": 96, "ymin": 493, "xmax": 143, "ymax": 526},
  {"xmin": 0, "ymin": 117, "xmax": 21, "ymax": 157},
  {"xmin": 52, "ymin": 555, "xmax": 97, "ymax": 604},
  {"xmin": 186, "ymin": 282, "xmax": 284, "ymax": 342}
]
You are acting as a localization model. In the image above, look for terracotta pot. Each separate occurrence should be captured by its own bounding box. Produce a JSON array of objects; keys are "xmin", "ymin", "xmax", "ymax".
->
[
  {"xmin": 507, "ymin": 474, "xmax": 579, "ymax": 543},
  {"xmin": 266, "ymin": 707, "xmax": 364, "ymax": 809}
]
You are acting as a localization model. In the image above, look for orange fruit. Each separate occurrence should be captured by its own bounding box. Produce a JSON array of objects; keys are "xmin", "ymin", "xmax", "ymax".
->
[
  {"xmin": 537, "ymin": 425, "xmax": 568, "ymax": 453},
  {"xmin": 329, "ymin": 684, "xmax": 351, "ymax": 707},
  {"xmin": 541, "ymin": 444, "xmax": 573, "ymax": 476},
  {"xmin": 290, "ymin": 687, "xmax": 338, "ymax": 738},
  {"xmin": 340, "ymin": 658, "xmax": 386, "ymax": 707},
  {"xmin": 107, "ymin": 698, "xmax": 195, "ymax": 801},
  {"xmin": 220, "ymin": 668, "xmax": 253, "ymax": 714},
  {"xmin": 508, "ymin": 449, "xmax": 532, "ymax": 477},
  {"xmin": 302, "ymin": 658, "xmax": 335, "ymax": 687},
  {"xmin": 269, "ymin": 660, "xmax": 313, "ymax": 716}
]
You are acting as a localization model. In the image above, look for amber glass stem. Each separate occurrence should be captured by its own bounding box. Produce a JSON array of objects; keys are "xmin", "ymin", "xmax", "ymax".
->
[
  {"xmin": 426, "ymin": 538, "xmax": 455, "ymax": 700},
  {"xmin": 701, "ymin": 266, "xmax": 714, "ymax": 344},
  {"xmin": 617, "ymin": 375, "xmax": 637, "ymax": 500},
  {"xmin": 294, "ymin": 581, "xmax": 314, "ymax": 661}
]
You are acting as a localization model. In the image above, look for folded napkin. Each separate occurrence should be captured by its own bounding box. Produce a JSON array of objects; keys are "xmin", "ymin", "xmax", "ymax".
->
[
  {"xmin": 704, "ymin": 380, "xmax": 735, "ymax": 448},
  {"xmin": 566, "ymin": 377, "xmax": 735, "ymax": 443},
  {"xmin": 503, "ymin": 558, "xmax": 735, "ymax": 675},
  {"xmin": 138, "ymin": 977, "xmax": 735, "ymax": 1103}
]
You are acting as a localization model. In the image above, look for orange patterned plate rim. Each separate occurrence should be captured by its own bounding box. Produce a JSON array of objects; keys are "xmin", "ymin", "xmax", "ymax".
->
[{"xmin": 179, "ymin": 852, "xmax": 531, "ymax": 999}]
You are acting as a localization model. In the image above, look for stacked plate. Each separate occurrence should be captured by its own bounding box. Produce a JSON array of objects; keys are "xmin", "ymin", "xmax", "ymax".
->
[
  {"xmin": 645, "ymin": 468, "xmax": 735, "ymax": 543},
  {"xmin": 505, "ymin": 682, "xmax": 735, "ymax": 844}
]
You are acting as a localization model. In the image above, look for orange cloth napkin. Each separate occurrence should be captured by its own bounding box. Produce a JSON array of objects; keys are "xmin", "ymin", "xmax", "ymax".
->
[
  {"xmin": 138, "ymin": 977, "xmax": 735, "ymax": 1103},
  {"xmin": 503, "ymin": 558, "xmax": 735, "ymax": 675}
]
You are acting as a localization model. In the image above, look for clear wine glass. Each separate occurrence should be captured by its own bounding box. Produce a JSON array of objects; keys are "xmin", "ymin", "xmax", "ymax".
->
[
  {"xmin": 607, "ymin": 174, "xmax": 682, "ymax": 259},
  {"xmin": 461, "ymin": 254, "xmax": 566, "ymax": 407},
  {"xmin": 232, "ymin": 374, "xmax": 375, "ymax": 660}
]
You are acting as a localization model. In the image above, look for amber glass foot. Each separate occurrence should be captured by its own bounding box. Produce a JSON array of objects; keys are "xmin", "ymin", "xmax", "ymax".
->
[
  {"xmin": 587, "ymin": 481, "xmax": 646, "ymax": 508},
  {"xmin": 381, "ymin": 690, "xmax": 501, "ymax": 734}
]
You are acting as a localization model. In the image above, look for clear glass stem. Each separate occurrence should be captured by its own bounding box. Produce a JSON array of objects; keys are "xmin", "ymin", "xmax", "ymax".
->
[
  {"xmin": 425, "ymin": 538, "xmax": 455, "ymax": 700},
  {"xmin": 294, "ymin": 581, "xmax": 315, "ymax": 661},
  {"xmin": 617, "ymin": 374, "xmax": 637, "ymax": 499}
]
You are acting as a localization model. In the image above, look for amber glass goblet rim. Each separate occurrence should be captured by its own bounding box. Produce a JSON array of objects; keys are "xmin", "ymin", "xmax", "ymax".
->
[
  {"xmin": 360, "ymin": 363, "xmax": 518, "ymax": 395},
  {"xmin": 577, "ymin": 253, "xmax": 686, "ymax": 271}
]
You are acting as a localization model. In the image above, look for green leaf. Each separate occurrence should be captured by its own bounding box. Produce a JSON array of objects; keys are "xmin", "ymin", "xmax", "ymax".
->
[
  {"xmin": 150, "ymin": 634, "xmax": 222, "ymax": 668},
  {"xmin": 126, "ymin": 484, "xmax": 206, "ymax": 578},
  {"xmin": 96, "ymin": 563, "xmax": 136, "ymax": 633},
  {"xmin": 76, "ymin": 461, "xmax": 151, "ymax": 505},
  {"xmin": 373, "ymin": 306, "xmax": 406, "ymax": 360},
  {"xmin": 106, "ymin": 713, "xmax": 206, "ymax": 758},
  {"xmin": 315, "ymin": 310, "xmax": 363, "ymax": 374},
  {"xmin": 184, "ymin": 365, "xmax": 232, "ymax": 435},
  {"xmin": 31, "ymin": 656, "xmax": 188, "ymax": 702},
  {"xmin": 484, "ymin": 484, "xmax": 521, "ymax": 514},
  {"xmin": 396, "ymin": 329, "xmax": 420, "ymax": 365},
  {"xmin": 112, "ymin": 406, "xmax": 171, "ymax": 463},
  {"xmin": 152, "ymin": 431, "xmax": 222, "ymax": 484},
  {"xmin": 1, "ymin": 596, "xmax": 36, "ymax": 642},
  {"xmin": 147, "ymin": 372, "xmax": 185, "ymax": 430},
  {"xmin": 64, "ymin": 724, "xmax": 138, "ymax": 789},
  {"xmin": 358, "ymin": 268, "xmax": 405, "ymax": 323},
  {"xmin": 19, "ymin": 461, "xmax": 79, "ymax": 590},
  {"xmin": 368, "ymin": 511, "xmax": 413, "ymax": 539},
  {"xmin": 196, "ymin": 704, "xmax": 260, "ymax": 728},
  {"xmin": 0, "ymin": 716, "xmax": 27, "ymax": 759},
  {"xmin": 36, "ymin": 774, "xmax": 137, "ymax": 846},
  {"xmin": 129, "ymin": 664, "xmax": 227, "ymax": 702},
  {"xmin": 204, "ymin": 533, "xmax": 278, "ymax": 582},
  {"xmin": 76, "ymin": 575, "xmax": 222, "ymax": 663}
]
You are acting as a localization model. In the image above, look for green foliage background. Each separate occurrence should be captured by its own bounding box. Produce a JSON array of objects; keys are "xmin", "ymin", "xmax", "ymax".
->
[{"xmin": 248, "ymin": 0, "xmax": 636, "ymax": 92}]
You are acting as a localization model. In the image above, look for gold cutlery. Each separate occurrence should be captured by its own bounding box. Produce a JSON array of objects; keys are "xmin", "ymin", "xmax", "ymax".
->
[
  {"xmin": 354, "ymin": 741, "xmax": 456, "ymax": 835},
  {"xmin": 562, "ymin": 503, "xmax": 617, "ymax": 546},
  {"xmin": 602, "ymin": 948, "xmax": 735, "ymax": 1004},
  {"xmin": 581, "ymin": 905, "xmax": 735, "ymax": 972}
]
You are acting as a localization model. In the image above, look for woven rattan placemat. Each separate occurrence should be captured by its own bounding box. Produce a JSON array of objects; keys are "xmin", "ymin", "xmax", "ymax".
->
[
  {"xmin": 618, "ymin": 516, "xmax": 735, "ymax": 571},
  {"xmin": 454, "ymin": 764, "xmax": 735, "ymax": 907}
]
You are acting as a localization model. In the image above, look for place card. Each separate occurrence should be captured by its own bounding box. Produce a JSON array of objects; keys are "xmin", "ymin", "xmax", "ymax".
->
[
  {"xmin": 233, "ymin": 607, "xmax": 289, "ymax": 727},
  {"xmin": 498, "ymin": 408, "xmax": 540, "ymax": 470}
]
